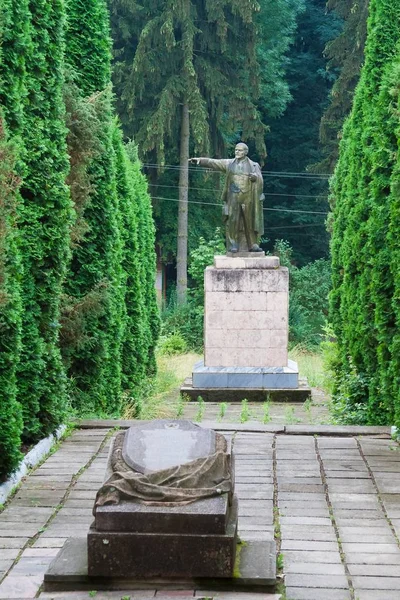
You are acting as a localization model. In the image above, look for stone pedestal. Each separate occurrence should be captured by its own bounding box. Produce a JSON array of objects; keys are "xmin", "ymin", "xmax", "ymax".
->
[
  {"xmin": 191, "ymin": 255, "xmax": 300, "ymax": 391},
  {"xmin": 87, "ymin": 498, "xmax": 238, "ymax": 578},
  {"xmin": 88, "ymin": 421, "xmax": 238, "ymax": 579}
]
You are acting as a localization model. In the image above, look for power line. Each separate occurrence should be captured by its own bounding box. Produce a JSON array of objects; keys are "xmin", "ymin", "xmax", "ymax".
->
[
  {"xmin": 142, "ymin": 163, "xmax": 331, "ymax": 179},
  {"xmin": 148, "ymin": 182, "xmax": 329, "ymax": 200},
  {"xmin": 151, "ymin": 195, "xmax": 329, "ymax": 215},
  {"xmin": 265, "ymin": 224, "xmax": 327, "ymax": 230}
]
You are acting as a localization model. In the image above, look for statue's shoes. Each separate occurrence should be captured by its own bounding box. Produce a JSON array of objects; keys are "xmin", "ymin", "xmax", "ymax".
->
[
  {"xmin": 250, "ymin": 244, "xmax": 263, "ymax": 252},
  {"xmin": 229, "ymin": 244, "xmax": 239, "ymax": 253}
]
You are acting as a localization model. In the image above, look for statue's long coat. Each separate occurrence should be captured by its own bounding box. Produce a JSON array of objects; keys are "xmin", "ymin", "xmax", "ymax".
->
[{"xmin": 197, "ymin": 157, "xmax": 264, "ymax": 248}]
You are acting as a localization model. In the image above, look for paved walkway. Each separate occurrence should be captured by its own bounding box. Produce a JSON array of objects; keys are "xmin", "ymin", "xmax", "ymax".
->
[{"xmin": 0, "ymin": 423, "xmax": 398, "ymax": 600}]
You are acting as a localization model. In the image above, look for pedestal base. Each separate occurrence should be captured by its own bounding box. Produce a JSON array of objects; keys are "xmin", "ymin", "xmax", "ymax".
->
[
  {"xmin": 193, "ymin": 359, "xmax": 299, "ymax": 389},
  {"xmin": 44, "ymin": 536, "xmax": 276, "ymax": 592},
  {"xmin": 88, "ymin": 496, "xmax": 238, "ymax": 578},
  {"xmin": 180, "ymin": 377, "xmax": 312, "ymax": 403}
]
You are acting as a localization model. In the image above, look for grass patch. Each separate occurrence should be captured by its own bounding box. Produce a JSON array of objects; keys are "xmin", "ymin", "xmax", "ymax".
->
[
  {"xmin": 263, "ymin": 398, "xmax": 271, "ymax": 424},
  {"xmin": 289, "ymin": 345, "xmax": 328, "ymax": 390},
  {"xmin": 218, "ymin": 402, "xmax": 228, "ymax": 421},
  {"xmin": 240, "ymin": 399, "xmax": 250, "ymax": 423},
  {"xmin": 194, "ymin": 396, "xmax": 205, "ymax": 422},
  {"xmin": 122, "ymin": 352, "xmax": 201, "ymax": 420}
]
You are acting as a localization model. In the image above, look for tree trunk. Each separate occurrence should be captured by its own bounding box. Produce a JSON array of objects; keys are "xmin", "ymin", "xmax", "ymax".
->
[{"xmin": 176, "ymin": 102, "xmax": 189, "ymax": 305}]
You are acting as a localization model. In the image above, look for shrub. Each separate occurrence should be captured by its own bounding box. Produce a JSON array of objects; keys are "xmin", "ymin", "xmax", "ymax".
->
[
  {"xmin": 161, "ymin": 230, "xmax": 224, "ymax": 350},
  {"xmin": 273, "ymin": 240, "xmax": 331, "ymax": 349},
  {"xmin": 158, "ymin": 333, "xmax": 187, "ymax": 356}
]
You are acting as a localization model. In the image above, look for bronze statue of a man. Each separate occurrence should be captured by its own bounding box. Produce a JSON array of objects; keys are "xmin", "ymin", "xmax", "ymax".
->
[{"xmin": 189, "ymin": 143, "xmax": 264, "ymax": 253}]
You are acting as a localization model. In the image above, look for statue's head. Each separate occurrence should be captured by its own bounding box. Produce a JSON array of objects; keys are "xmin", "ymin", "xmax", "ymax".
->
[{"xmin": 235, "ymin": 143, "xmax": 249, "ymax": 160}]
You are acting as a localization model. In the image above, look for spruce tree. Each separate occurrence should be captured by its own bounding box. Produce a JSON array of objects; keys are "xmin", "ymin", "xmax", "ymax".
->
[
  {"xmin": 110, "ymin": 0, "xmax": 266, "ymax": 303},
  {"xmin": 262, "ymin": 0, "xmax": 342, "ymax": 264},
  {"xmin": 316, "ymin": 0, "xmax": 369, "ymax": 173},
  {"xmin": 330, "ymin": 0, "xmax": 400, "ymax": 425}
]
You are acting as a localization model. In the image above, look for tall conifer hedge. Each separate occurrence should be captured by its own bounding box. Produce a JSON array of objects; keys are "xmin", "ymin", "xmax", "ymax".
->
[
  {"xmin": 64, "ymin": 0, "xmax": 125, "ymax": 413},
  {"xmin": 0, "ymin": 0, "xmax": 159, "ymax": 478},
  {"xmin": 65, "ymin": 0, "xmax": 159, "ymax": 413},
  {"xmin": 16, "ymin": 0, "xmax": 72, "ymax": 441},
  {"xmin": 0, "ymin": 0, "xmax": 27, "ymax": 474},
  {"xmin": 0, "ymin": 114, "xmax": 23, "ymax": 477},
  {"xmin": 330, "ymin": 0, "xmax": 400, "ymax": 426}
]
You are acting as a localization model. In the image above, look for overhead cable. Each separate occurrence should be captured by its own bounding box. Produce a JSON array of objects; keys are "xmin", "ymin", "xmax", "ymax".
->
[{"xmin": 151, "ymin": 195, "xmax": 329, "ymax": 216}]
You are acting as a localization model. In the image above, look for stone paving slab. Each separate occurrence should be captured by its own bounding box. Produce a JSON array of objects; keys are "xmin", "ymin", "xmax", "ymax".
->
[
  {"xmin": 285, "ymin": 589, "xmax": 351, "ymax": 600},
  {"xmin": 354, "ymin": 593, "xmax": 400, "ymax": 600}
]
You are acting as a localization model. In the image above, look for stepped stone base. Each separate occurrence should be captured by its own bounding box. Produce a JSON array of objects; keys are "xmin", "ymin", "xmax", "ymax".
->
[
  {"xmin": 44, "ymin": 536, "xmax": 276, "ymax": 592},
  {"xmin": 181, "ymin": 377, "xmax": 311, "ymax": 403},
  {"xmin": 88, "ymin": 502, "xmax": 237, "ymax": 578}
]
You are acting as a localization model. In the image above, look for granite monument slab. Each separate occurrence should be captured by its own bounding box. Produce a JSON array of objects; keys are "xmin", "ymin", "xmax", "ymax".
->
[{"xmin": 122, "ymin": 420, "xmax": 216, "ymax": 473}]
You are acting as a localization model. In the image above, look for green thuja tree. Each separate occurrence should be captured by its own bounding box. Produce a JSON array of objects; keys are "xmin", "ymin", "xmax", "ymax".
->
[
  {"xmin": 0, "ymin": 0, "xmax": 28, "ymax": 473},
  {"xmin": 0, "ymin": 113, "xmax": 23, "ymax": 477},
  {"xmin": 330, "ymin": 0, "xmax": 400, "ymax": 425},
  {"xmin": 64, "ymin": 0, "xmax": 125, "ymax": 414},
  {"xmin": 125, "ymin": 140, "xmax": 160, "ymax": 377},
  {"xmin": 15, "ymin": 0, "xmax": 72, "ymax": 441},
  {"xmin": 113, "ymin": 126, "xmax": 160, "ymax": 406},
  {"xmin": 0, "ymin": 0, "xmax": 31, "ymax": 134},
  {"xmin": 388, "ymin": 57, "xmax": 400, "ymax": 429}
]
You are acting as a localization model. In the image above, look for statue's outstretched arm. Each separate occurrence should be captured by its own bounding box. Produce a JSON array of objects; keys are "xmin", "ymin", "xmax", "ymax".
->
[{"xmin": 188, "ymin": 157, "xmax": 230, "ymax": 173}]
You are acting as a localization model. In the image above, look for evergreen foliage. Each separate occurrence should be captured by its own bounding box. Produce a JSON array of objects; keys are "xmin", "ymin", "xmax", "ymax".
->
[
  {"xmin": 111, "ymin": 0, "xmax": 266, "ymax": 163},
  {"xmin": 17, "ymin": 0, "xmax": 72, "ymax": 441},
  {"xmin": 263, "ymin": 0, "xmax": 342, "ymax": 265},
  {"xmin": 257, "ymin": 0, "xmax": 305, "ymax": 121},
  {"xmin": 64, "ymin": 0, "xmax": 125, "ymax": 414},
  {"xmin": 0, "ymin": 114, "xmax": 23, "ymax": 477},
  {"xmin": 0, "ymin": 0, "xmax": 159, "ymax": 479},
  {"xmin": 112, "ymin": 126, "xmax": 144, "ymax": 399},
  {"xmin": 64, "ymin": 0, "xmax": 159, "ymax": 413},
  {"xmin": 110, "ymin": 0, "xmax": 271, "ymax": 301},
  {"xmin": 316, "ymin": 0, "xmax": 369, "ymax": 173},
  {"xmin": 330, "ymin": 0, "xmax": 400, "ymax": 426},
  {"xmin": 0, "ymin": 0, "xmax": 26, "ymax": 474},
  {"xmin": 125, "ymin": 141, "xmax": 160, "ymax": 377},
  {"xmin": 0, "ymin": 0, "xmax": 31, "ymax": 134}
]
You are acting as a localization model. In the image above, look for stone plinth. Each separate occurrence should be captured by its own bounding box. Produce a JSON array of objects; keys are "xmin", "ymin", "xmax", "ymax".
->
[
  {"xmin": 88, "ymin": 497, "xmax": 238, "ymax": 579},
  {"xmin": 95, "ymin": 494, "xmax": 230, "ymax": 534},
  {"xmin": 204, "ymin": 255, "xmax": 289, "ymax": 369}
]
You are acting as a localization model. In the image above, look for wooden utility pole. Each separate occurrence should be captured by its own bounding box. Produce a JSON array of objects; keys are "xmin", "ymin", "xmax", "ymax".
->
[{"xmin": 176, "ymin": 102, "xmax": 189, "ymax": 305}]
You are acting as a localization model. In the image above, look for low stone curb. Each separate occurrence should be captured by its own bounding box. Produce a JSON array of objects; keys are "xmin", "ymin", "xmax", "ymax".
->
[
  {"xmin": 285, "ymin": 425, "xmax": 391, "ymax": 436},
  {"xmin": 0, "ymin": 425, "xmax": 67, "ymax": 505},
  {"xmin": 77, "ymin": 419, "xmax": 392, "ymax": 437}
]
